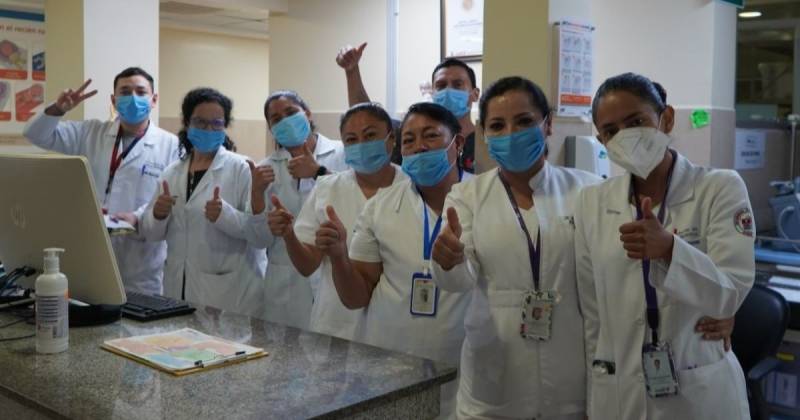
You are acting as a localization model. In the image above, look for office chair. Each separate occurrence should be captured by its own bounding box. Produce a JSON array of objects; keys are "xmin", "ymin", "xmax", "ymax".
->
[{"xmin": 732, "ymin": 283, "xmax": 791, "ymax": 420}]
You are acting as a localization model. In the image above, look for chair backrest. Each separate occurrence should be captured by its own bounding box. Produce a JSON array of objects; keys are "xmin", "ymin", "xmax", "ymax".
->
[{"xmin": 732, "ymin": 284, "xmax": 791, "ymax": 373}]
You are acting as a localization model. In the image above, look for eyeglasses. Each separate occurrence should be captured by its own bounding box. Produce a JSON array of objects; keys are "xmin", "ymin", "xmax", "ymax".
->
[{"xmin": 190, "ymin": 117, "xmax": 226, "ymax": 131}]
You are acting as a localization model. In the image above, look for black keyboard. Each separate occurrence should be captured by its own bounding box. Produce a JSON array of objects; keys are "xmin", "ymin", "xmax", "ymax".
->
[{"xmin": 122, "ymin": 291, "xmax": 196, "ymax": 322}]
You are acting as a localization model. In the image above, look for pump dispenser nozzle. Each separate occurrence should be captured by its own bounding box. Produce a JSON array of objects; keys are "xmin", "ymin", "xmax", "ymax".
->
[{"xmin": 43, "ymin": 248, "xmax": 65, "ymax": 274}]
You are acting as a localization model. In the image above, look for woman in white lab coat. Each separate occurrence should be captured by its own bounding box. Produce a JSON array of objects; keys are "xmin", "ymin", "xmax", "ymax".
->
[
  {"xmin": 575, "ymin": 73, "xmax": 753, "ymax": 420},
  {"xmin": 321, "ymin": 102, "xmax": 472, "ymax": 417},
  {"xmin": 254, "ymin": 90, "xmax": 348, "ymax": 329},
  {"xmin": 267, "ymin": 102, "xmax": 406, "ymax": 341},
  {"xmin": 141, "ymin": 88, "xmax": 267, "ymax": 317},
  {"xmin": 430, "ymin": 76, "xmax": 600, "ymax": 420}
]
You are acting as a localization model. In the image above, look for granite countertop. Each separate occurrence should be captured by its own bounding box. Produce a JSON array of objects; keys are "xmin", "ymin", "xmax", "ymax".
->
[{"xmin": 0, "ymin": 306, "xmax": 456, "ymax": 419}]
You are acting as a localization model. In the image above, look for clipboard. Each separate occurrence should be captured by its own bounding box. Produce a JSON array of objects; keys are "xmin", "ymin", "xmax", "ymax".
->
[{"xmin": 101, "ymin": 328, "xmax": 268, "ymax": 376}]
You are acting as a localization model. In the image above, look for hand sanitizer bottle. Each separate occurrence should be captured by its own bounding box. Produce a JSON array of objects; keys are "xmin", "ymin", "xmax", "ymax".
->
[{"xmin": 35, "ymin": 248, "xmax": 68, "ymax": 354}]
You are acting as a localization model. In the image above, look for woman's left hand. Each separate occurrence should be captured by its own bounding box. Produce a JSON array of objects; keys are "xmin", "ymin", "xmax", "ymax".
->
[
  {"xmin": 696, "ymin": 316, "xmax": 735, "ymax": 351},
  {"xmin": 205, "ymin": 187, "xmax": 223, "ymax": 223},
  {"xmin": 288, "ymin": 143, "xmax": 320, "ymax": 179},
  {"xmin": 619, "ymin": 197, "xmax": 674, "ymax": 261}
]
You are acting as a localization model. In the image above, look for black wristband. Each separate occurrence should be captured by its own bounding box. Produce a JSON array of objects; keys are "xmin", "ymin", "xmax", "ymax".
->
[{"xmin": 314, "ymin": 165, "xmax": 327, "ymax": 180}]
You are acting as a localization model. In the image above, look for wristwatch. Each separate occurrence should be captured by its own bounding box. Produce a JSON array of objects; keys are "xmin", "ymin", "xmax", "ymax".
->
[{"xmin": 314, "ymin": 165, "xmax": 327, "ymax": 180}]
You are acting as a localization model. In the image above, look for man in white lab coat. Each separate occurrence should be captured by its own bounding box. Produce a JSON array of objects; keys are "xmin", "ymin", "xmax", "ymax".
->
[{"xmin": 23, "ymin": 67, "xmax": 179, "ymax": 295}]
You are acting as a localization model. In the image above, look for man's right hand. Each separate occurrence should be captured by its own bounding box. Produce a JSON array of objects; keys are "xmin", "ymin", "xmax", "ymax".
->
[
  {"xmin": 432, "ymin": 207, "xmax": 465, "ymax": 271},
  {"xmin": 335, "ymin": 42, "xmax": 367, "ymax": 73},
  {"xmin": 47, "ymin": 79, "xmax": 98, "ymax": 116},
  {"xmin": 153, "ymin": 181, "xmax": 176, "ymax": 220}
]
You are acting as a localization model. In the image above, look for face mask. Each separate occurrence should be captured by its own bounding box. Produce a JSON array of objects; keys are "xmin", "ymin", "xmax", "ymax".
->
[
  {"xmin": 345, "ymin": 137, "xmax": 391, "ymax": 175},
  {"xmin": 188, "ymin": 127, "xmax": 225, "ymax": 153},
  {"xmin": 487, "ymin": 124, "xmax": 546, "ymax": 172},
  {"xmin": 272, "ymin": 112, "xmax": 311, "ymax": 148},
  {"xmin": 115, "ymin": 95, "xmax": 151, "ymax": 124},
  {"xmin": 433, "ymin": 88, "xmax": 470, "ymax": 118},
  {"xmin": 606, "ymin": 126, "xmax": 671, "ymax": 179},
  {"xmin": 402, "ymin": 137, "xmax": 456, "ymax": 187}
]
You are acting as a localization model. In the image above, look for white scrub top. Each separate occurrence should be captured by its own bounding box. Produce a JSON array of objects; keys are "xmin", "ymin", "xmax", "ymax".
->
[
  {"xmin": 140, "ymin": 147, "xmax": 268, "ymax": 318},
  {"xmin": 23, "ymin": 112, "xmax": 179, "ymax": 295},
  {"xmin": 293, "ymin": 165, "xmax": 407, "ymax": 341},
  {"xmin": 258, "ymin": 133, "xmax": 348, "ymax": 329},
  {"xmin": 348, "ymin": 172, "xmax": 473, "ymax": 418},
  {"xmin": 575, "ymin": 152, "xmax": 753, "ymax": 420},
  {"xmin": 432, "ymin": 163, "xmax": 600, "ymax": 419}
]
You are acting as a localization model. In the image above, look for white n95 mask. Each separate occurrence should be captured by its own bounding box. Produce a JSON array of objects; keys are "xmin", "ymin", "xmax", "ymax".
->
[{"xmin": 606, "ymin": 127, "xmax": 671, "ymax": 179}]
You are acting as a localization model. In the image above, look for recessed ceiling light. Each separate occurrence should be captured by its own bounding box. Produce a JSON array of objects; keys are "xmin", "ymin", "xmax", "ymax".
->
[{"xmin": 739, "ymin": 11, "xmax": 762, "ymax": 18}]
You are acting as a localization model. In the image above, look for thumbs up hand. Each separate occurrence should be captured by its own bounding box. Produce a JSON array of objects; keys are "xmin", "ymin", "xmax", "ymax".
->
[
  {"xmin": 288, "ymin": 142, "xmax": 320, "ymax": 179},
  {"xmin": 618, "ymin": 196, "xmax": 675, "ymax": 261},
  {"xmin": 153, "ymin": 181, "xmax": 176, "ymax": 220},
  {"xmin": 248, "ymin": 160, "xmax": 275, "ymax": 194},
  {"xmin": 432, "ymin": 207, "xmax": 465, "ymax": 271},
  {"xmin": 335, "ymin": 42, "xmax": 367, "ymax": 72},
  {"xmin": 268, "ymin": 195, "xmax": 295, "ymax": 237},
  {"xmin": 204, "ymin": 187, "xmax": 223, "ymax": 222},
  {"xmin": 315, "ymin": 206, "xmax": 348, "ymax": 258}
]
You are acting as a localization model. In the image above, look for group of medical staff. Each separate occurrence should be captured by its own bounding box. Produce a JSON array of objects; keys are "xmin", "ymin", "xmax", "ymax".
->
[{"xmin": 22, "ymin": 42, "xmax": 754, "ymax": 420}]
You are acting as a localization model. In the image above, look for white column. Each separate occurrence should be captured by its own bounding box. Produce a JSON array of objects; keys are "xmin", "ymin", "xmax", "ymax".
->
[{"xmin": 82, "ymin": 0, "xmax": 160, "ymax": 121}]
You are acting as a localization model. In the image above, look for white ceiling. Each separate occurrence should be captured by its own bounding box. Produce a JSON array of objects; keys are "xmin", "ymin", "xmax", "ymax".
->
[
  {"xmin": 0, "ymin": 0, "xmax": 271, "ymax": 39},
  {"xmin": 159, "ymin": 0, "xmax": 270, "ymax": 39}
]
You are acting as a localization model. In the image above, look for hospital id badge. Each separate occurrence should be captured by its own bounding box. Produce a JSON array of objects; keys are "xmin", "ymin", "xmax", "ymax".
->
[
  {"xmin": 642, "ymin": 342, "xmax": 679, "ymax": 398},
  {"xmin": 410, "ymin": 272, "xmax": 439, "ymax": 317},
  {"xmin": 520, "ymin": 290, "xmax": 558, "ymax": 341}
]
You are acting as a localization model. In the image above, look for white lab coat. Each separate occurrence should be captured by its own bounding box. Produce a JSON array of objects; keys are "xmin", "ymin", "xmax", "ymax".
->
[
  {"xmin": 293, "ymin": 166, "xmax": 407, "ymax": 341},
  {"xmin": 258, "ymin": 133, "xmax": 348, "ymax": 329},
  {"xmin": 432, "ymin": 163, "xmax": 600, "ymax": 420},
  {"xmin": 23, "ymin": 112, "xmax": 179, "ymax": 295},
  {"xmin": 575, "ymin": 152, "xmax": 753, "ymax": 420},
  {"xmin": 140, "ymin": 147, "xmax": 268, "ymax": 317},
  {"xmin": 349, "ymin": 173, "xmax": 474, "ymax": 418}
]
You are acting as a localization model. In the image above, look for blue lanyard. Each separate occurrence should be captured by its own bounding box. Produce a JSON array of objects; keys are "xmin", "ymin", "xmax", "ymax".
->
[
  {"xmin": 631, "ymin": 149, "xmax": 677, "ymax": 346},
  {"xmin": 418, "ymin": 168, "xmax": 462, "ymax": 269},
  {"xmin": 422, "ymin": 203, "xmax": 443, "ymax": 264},
  {"xmin": 498, "ymin": 171, "xmax": 541, "ymax": 291}
]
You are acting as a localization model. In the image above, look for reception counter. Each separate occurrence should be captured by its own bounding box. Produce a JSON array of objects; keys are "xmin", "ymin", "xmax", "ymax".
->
[{"xmin": 0, "ymin": 305, "xmax": 456, "ymax": 419}]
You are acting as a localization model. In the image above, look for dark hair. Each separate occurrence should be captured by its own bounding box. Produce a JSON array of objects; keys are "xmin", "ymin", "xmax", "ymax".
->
[
  {"xmin": 431, "ymin": 58, "xmax": 477, "ymax": 90},
  {"xmin": 478, "ymin": 76, "xmax": 551, "ymax": 128},
  {"xmin": 591, "ymin": 72, "xmax": 667, "ymax": 122},
  {"xmin": 400, "ymin": 102, "xmax": 461, "ymax": 140},
  {"xmin": 113, "ymin": 67, "xmax": 155, "ymax": 92},
  {"xmin": 263, "ymin": 89, "xmax": 316, "ymax": 131},
  {"xmin": 178, "ymin": 87, "xmax": 236, "ymax": 159},
  {"xmin": 339, "ymin": 102, "xmax": 393, "ymax": 134}
]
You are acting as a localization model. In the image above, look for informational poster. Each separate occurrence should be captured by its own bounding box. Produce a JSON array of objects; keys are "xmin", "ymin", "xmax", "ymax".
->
[
  {"xmin": 734, "ymin": 129, "xmax": 766, "ymax": 170},
  {"xmin": 441, "ymin": 0, "xmax": 483, "ymax": 60},
  {"xmin": 0, "ymin": 9, "xmax": 45, "ymax": 143},
  {"xmin": 554, "ymin": 21, "xmax": 594, "ymax": 118}
]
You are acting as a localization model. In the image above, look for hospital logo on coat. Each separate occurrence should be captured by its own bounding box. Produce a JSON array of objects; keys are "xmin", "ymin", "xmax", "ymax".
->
[{"xmin": 734, "ymin": 207, "xmax": 754, "ymax": 237}]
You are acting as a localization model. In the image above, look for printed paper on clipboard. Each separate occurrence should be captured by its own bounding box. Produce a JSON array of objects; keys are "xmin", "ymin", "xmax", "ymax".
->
[{"xmin": 102, "ymin": 328, "xmax": 268, "ymax": 376}]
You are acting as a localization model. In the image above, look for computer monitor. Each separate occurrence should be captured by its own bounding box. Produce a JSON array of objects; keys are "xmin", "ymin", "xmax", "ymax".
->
[{"xmin": 0, "ymin": 153, "xmax": 126, "ymax": 306}]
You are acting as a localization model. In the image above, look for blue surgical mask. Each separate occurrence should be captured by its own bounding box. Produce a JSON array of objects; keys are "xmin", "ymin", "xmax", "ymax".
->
[
  {"xmin": 487, "ymin": 125, "xmax": 546, "ymax": 172},
  {"xmin": 272, "ymin": 112, "xmax": 311, "ymax": 148},
  {"xmin": 188, "ymin": 127, "xmax": 225, "ymax": 153},
  {"xmin": 115, "ymin": 95, "xmax": 151, "ymax": 124},
  {"xmin": 433, "ymin": 88, "xmax": 470, "ymax": 118},
  {"xmin": 402, "ymin": 138, "xmax": 455, "ymax": 187},
  {"xmin": 345, "ymin": 138, "xmax": 391, "ymax": 174}
]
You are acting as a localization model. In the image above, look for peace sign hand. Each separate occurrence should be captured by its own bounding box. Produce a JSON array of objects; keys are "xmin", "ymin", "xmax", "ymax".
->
[{"xmin": 47, "ymin": 79, "xmax": 98, "ymax": 116}]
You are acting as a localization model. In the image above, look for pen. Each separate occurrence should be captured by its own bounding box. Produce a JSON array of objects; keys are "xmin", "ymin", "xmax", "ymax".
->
[{"xmin": 194, "ymin": 351, "xmax": 248, "ymax": 368}]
